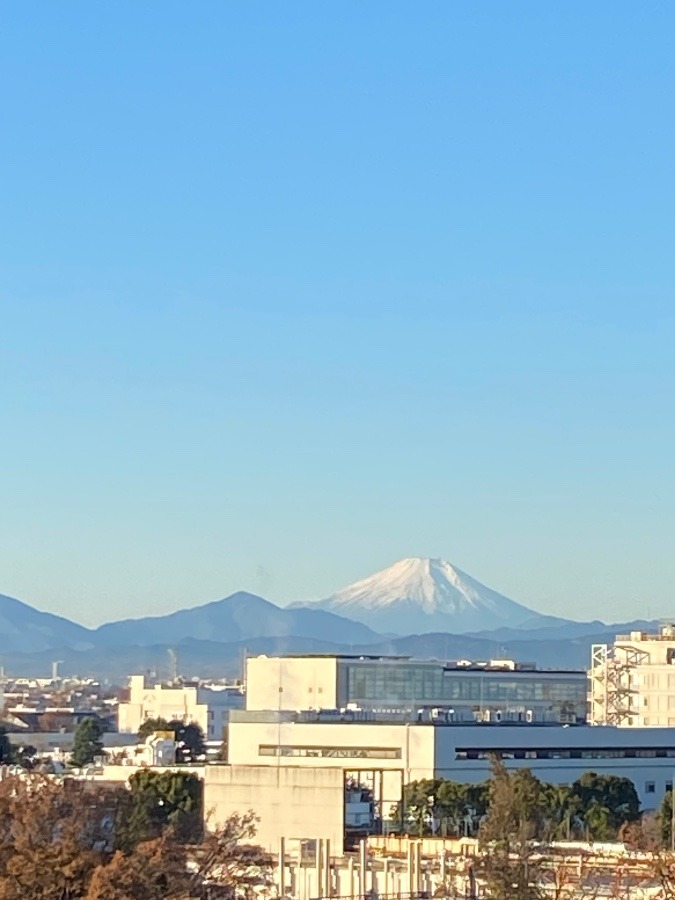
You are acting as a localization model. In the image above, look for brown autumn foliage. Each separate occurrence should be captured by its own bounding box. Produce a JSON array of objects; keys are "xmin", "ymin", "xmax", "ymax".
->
[
  {"xmin": 86, "ymin": 836, "xmax": 189, "ymax": 900},
  {"xmin": 0, "ymin": 773, "xmax": 271, "ymax": 900},
  {"xmin": 86, "ymin": 812, "xmax": 272, "ymax": 900},
  {"xmin": 0, "ymin": 774, "xmax": 122, "ymax": 899}
]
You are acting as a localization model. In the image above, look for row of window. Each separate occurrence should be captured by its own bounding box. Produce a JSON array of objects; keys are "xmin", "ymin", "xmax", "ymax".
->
[
  {"xmin": 258, "ymin": 744, "xmax": 402, "ymax": 759},
  {"xmin": 344, "ymin": 665, "xmax": 585, "ymax": 705},
  {"xmin": 455, "ymin": 747, "xmax": 675, "ymax": 761}
]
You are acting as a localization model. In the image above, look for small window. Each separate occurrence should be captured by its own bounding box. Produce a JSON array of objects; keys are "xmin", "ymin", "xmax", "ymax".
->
[{"xmin": 646, "ymin": 782, "xmax": 656, "ymax": 794}]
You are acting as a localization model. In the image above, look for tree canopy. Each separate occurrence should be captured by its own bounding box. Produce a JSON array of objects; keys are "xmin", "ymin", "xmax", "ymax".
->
[
  {"xmin": 117, "ymin": 769, "xmax": 203, "ymax": 851},
  {"xmin": 71, "ymin": 717, "xmax": 106, "ymax": 768},
  {"xmin": 137, "ymin": 718, "xmax": 206, "ymax": 763},
  {"xmin": 397, "ymin": 764, "xmax": 641, "ymax": 842}
]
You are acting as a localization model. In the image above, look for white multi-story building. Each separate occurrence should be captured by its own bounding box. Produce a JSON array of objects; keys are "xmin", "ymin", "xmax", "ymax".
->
[
  {"xmin": 246, "ymin": 654, "xmax": 587, "ymax": 724},
  {"xmin": 118, "ymin": 675, "xmax": 243, "ymax": 741},
  {"xmin": 227, "ymin": 710, "xmax": 675, "ymax": 811},
  {"xmin": 589, "ymin": 624, "xmax": 675, "ymax": 726}
]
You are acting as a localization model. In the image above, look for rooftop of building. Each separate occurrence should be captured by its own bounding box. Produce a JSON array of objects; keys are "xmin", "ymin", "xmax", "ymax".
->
[
  {"xmin": 230, "ymin": 709, "xmax": 585, "ymax": 726},
  {"xmin": 249, "ymin": 653, "xmax": 585, "ymax": 674},
  {"xmin": 615, "ymin": 623, "xmax": 675, "ymax": 642}
]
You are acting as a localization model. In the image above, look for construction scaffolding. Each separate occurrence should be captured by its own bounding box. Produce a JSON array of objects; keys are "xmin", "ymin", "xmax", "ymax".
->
[{"xmin": 589, "ymin": 642, "xmax": 649, "ymax": 726}]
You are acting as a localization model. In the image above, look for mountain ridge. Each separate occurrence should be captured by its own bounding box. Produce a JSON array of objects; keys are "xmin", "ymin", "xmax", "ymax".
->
[{"xmin": 292, "ymin": 556, "xmax": 554, "ymax": 634}]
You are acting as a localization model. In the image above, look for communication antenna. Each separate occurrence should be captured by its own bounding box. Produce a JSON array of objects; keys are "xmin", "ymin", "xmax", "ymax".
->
[{"xmin": 167, "ymin": 648, "xmax": 178, "ymax": 683}]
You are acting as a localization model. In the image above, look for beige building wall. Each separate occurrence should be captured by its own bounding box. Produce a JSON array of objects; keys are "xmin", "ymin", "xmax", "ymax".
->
[
  {"xmin": 227, "ymin": 719, "xmax": 434, "ymax": 788},
  {"xmin": 118, "ymin": 675, "xmax": 208, "ymax": 735},
  {"xmin": 589, "ymin": 628, "xmax": 675, "ymax": 726},
  {"xmin": 245, "ymin": 657, "xmax": 340, "ymax": 711},
  {"xmin": 203, "ymin": 764, "xmax": 345, "ymax": 852}
]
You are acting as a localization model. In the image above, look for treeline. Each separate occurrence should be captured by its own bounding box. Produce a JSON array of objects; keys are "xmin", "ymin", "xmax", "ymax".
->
[
  {"xmin": 460, "ymin": 759, "xmax": 675, "ymax": 900},
  {"xmin": 0, "ymin": 770, "xmax": 269, "ymax": 899},
  {"xmin": 397, "ymin": 763, "xmax": 643, "ymax": 842}
]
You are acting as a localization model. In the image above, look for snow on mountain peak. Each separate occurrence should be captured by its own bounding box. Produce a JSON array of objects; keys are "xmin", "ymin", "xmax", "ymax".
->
[{"xmin": 296, "ymin": 556, "xmax": 545, "ymax": 635}]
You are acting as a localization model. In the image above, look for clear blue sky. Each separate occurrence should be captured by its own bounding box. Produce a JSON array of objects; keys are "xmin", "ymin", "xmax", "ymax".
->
[{"xmin": 2, "ymin": 3, "xmax": 675, "ymax": 626}]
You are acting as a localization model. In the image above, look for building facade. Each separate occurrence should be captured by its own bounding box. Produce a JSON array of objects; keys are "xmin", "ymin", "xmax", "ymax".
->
[
  {"xmin": 589, "ymin": 624, "xmax": 675, "ymax": 726},
  {"xmin": 246, "ymin": 654, "xmax": 587, "ymax": 724},
  {"xmin": 227, "ymin": 711, "xmax": 675, "ymax": 809},
  {"xmin": 118, "ymin": 675, "xmax": 243, "ymax": 741}
]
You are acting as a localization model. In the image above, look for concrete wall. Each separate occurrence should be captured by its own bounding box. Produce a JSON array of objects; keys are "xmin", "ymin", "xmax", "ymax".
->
[
  {"xmin": 231, "ymin": 717, "xmax": 675, "ymax": 811},
  {"xmin": 246, "ymin": 657, "xmax": 339, "ymax": 712},
  {"xmin": 228, "ymin": 719, "xmax": 434, "ymax": 778},
  {"xmin": 203, "ymin": 764, "xmax": 346, "ymax": 852}
]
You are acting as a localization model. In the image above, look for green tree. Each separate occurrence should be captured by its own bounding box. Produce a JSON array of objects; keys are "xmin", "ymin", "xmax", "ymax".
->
[
  {"xmin": 137, "ymin": 717, "xmax": 172, "ymax": 741},
  {"xmin": 171, "ymin": 720, "xmax": 206, "ymax": 763},
  {"xmin": 397, "ymin": 778, "xmax": 440, "ymax": 834},
  {"xmin": 0, "ymin": 727, "xmax": 13, "ymax": 764},
  {"xmin": 117, "ymin": 770, "xmax": 203, "ymax": 852},
  {"xmin": 71, "ymin": 717, "xmax": 105, "ymax": 767},
  {"xmin": 540, "ymin": 782, "xmax": 576, "ymax": 840},
  {"xmin": 137, "ymin": 718, "xmax": 206, "ymax": 763},
  {"xmin": 569, "ymin": 772, "xmax": 640, "ymax": 839}
]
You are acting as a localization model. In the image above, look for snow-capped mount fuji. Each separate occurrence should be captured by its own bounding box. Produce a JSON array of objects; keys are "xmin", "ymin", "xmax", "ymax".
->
[{"xmin": 294, "ymin": 557, "xmax": 555, "ymax": 636}]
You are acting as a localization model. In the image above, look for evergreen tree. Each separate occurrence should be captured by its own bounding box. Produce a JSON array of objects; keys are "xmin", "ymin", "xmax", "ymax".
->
[
  {"xmin": 71, "ymin": 717, "xmax": 105, "ymax": 767},
  {"xmin": 116, "ymin": 770, "xmax": 203, "ymax": 851},
  {"xmin": 0, "ymin": 727, "xmax": 13, "ymax": 764}
]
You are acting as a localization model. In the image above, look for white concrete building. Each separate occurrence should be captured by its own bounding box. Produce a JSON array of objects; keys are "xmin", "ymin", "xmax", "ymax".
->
[
  {"xmin": 118, "ymin": 675, "xmax": 243, "ymax": 741},
  {"xmin": 246, "ymin": 654, "xmax": 587, "ymax": 724},
  {"xmin": 227, "ymin": 711, "xmax": 675, "ymax": 810},
  {"xmin": 204, "ymin": 765, "xmax": 347, "ymax": 852},
  {"xmin": 590, "ymin": 624, "xmax": 675, "ymax": 726}
]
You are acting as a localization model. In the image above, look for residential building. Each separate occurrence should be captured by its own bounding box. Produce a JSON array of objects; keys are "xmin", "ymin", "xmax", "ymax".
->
[
  {"xmin": 117, "ymin": 675, "xmax": 243, "ymax": 741},
  {"xmin": 589, "ymin": 624, "xmax": 675, "ymax": 726}
]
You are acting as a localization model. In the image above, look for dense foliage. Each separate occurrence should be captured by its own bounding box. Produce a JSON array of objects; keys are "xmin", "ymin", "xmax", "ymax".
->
[
  {"xmin": 117, "ymin": 770, "xmax": 204, "ymax": 851},
  {"xmin": 137, "ymin": 717, "xmax": 207, "ymax": 763},
  {"xmin": 71, "ymin": 718, "xmax": 106, "ymax": 767},
  {"xmin": 397, "ymin": 762, "xmax": 640, "ymax": 842}
]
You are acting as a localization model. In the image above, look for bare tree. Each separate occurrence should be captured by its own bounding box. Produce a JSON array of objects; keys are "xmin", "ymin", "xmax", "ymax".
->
[
  {"xmin": 185, "ymin": 811, "xmax": 273, "ymax": 899},
  {"xmin": 477, "ymin": 757, "xmax": 546, "ymax": 900}
]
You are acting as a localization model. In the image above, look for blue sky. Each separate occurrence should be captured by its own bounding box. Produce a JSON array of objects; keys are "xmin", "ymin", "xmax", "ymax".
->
[{"xmin": 2, "ymin": 3, "xmax": 675, "ymax": 625}]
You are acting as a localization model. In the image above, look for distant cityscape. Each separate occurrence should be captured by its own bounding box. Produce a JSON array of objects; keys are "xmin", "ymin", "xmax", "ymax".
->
[{"xmin": 2, "ymin": 616, "xmax": 675, "ymax": 896}]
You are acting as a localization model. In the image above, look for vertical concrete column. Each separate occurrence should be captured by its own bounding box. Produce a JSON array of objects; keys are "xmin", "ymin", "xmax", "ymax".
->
[
  {"xmin": 407, "ymin": 842, "xmax": 415, "ymax": 898},
  {"xmin": 315, "ymin": 840, "xmax": 323, "ymax": 898},
  {"xmin": 348, "ymin": 856, "xmax": 355, "ymax": 900},
  {"xmin": 414, "ymin": 841, "xmax": 422, "ymax": 897},
  {"xmin": 278, "ymin": 838, "xmax": 286, "ymax": 897},
  {"xmin": 323, "ymin": 838, "xmax": 331, "ymax": 899},
  {"xmin": 359, "ymin": 839, "xmax": 367, "ymax": 899}
]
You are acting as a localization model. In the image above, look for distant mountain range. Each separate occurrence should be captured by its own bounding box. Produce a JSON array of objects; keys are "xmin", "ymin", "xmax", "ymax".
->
[
  {"xmin": 0, "ymin": 558, "xmax": 659, "ymax": 680},
  {"xmin": 94, "ymin": 591, "xmax": 377, "ymax": 647}
]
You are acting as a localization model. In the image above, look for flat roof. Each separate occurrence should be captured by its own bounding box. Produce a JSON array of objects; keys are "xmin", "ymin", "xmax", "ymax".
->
[{"xmin": 248, "ymin": 653, "xmax": 584, "ymax": 674}]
